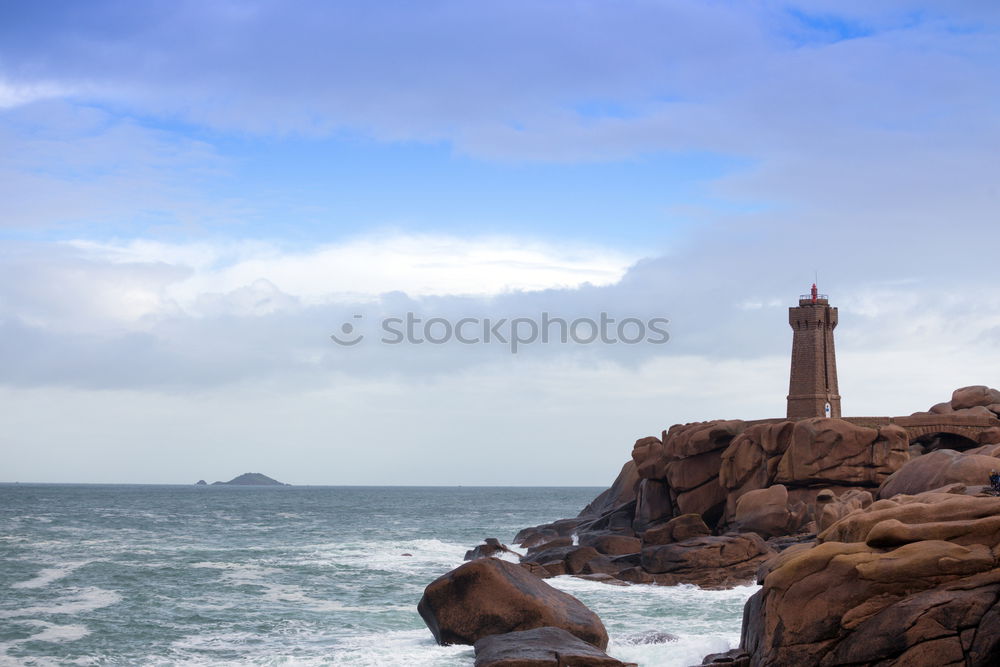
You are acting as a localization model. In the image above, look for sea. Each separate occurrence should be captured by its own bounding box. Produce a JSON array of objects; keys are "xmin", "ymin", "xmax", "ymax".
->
[{"xmin": 0, "ymin": 484, "xmax": 756, "ymax": 666}]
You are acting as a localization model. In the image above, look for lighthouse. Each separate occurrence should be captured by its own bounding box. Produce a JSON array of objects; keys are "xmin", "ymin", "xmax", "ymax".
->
[{"xmin": 787, "ymin": 284, "xmax": 841, "ymax": 419}]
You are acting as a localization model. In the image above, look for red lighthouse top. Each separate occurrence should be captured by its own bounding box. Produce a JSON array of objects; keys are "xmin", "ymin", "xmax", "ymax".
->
[{"xmin": 799, "ymin": 284, "xmax": 829, "ymax": 305}]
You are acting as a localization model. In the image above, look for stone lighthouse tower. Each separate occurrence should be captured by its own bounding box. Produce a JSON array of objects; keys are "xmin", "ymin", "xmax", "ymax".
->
[{"xmin": 787, "ymin": 284, "xmax": 841, "ymax": 419}]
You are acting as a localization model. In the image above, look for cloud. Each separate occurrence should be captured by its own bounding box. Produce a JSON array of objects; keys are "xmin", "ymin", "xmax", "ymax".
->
[
  {"xmin": 67, "ymin": 234, "xmax": 638, "ymax": 311},
  {"xmin": 2, "ymin": 3, "xmax": 998, "ymax": 246},
  {"xmin": 0, "ymin": 2, "xmax": 994, "ymax": 162},
  {"xmin": 1, "ymin": 2, "xmax": 996, "ymax": 261},
  {"xmin": 0, "ymin": 78, "xmax": 68, "ymax": 109},
  {"xmin": 0, "ymin": 101, "xmax": 237, "ymax": 230},
  {"xmin": 2, "ymin": 2, "xmax": 1000, "ymax": 483},
  {"xmin": 0, "ymin": 233, "xmax": 646, "ymax": 389},
  {"xmin": 3, "ymin": 225, "xmax": 1000, "ymax": 394},
  {"xmin": 0, "ymin": 234, "xmax": 636, "ymax": 336}
]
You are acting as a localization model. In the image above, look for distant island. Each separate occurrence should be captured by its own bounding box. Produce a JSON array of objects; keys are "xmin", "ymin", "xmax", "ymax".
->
[{"xmin": 198, "ymin": 473, "xmax": 289, "ymax": 486}]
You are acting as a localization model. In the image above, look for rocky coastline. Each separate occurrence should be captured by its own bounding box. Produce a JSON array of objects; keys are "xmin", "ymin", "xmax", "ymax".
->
[{"xmin": 418, "ymin": 385, "xmax": 1000, "ymax": 666}]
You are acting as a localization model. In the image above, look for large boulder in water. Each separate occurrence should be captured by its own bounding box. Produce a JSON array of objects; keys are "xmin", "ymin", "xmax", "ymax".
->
[
  {"xmin": 417, "ymin": 558, "xmax": 609, "ymax": 649},
  {"xmin": 473, "ymin": 627, "xmax": 627, "ymax": 666}
]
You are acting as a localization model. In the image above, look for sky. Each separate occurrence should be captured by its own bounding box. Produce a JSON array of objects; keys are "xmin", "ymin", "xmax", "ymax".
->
[{"xmin": 2, "ymin": 0, "xmax": 1000, "ymax": 485}]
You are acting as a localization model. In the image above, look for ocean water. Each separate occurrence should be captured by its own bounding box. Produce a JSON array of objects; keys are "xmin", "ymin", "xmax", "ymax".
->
[{"xmin": 0, "ymin": 485, "xmax": 755, "ymax": 666}]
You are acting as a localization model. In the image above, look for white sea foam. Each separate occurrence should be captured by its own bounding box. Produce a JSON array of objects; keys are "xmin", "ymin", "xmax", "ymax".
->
[
  {"xmin": 190, "ymin": 560, "xmax": 382, "ymax": 613},
  {"xmin": 277, "ymin": 588, "xmax": 367, "ymax": 612},
  {"xmin": 168, "ymin": 629, "xmax": 339, "ymax": 666},
  {"xmin": 0, "ymin": 587, "xmax": 122, "ymax": 618},
  {"xmin": 190, "ymin": 561, "xmax": 282, "ymax": 576},
  {"xmin": 171, "ymin": 629, "xmax": 275, "ymax": 651},
  {"xmin": 22, "ymin": 515, "xmax": 54, "ymax": 523},
  {"xmin": 20, "ymin": 621, "xmax": 89, "ymax": 643},
  {"xmin": 496, "ymin": 550, "xmax": 521, "ymax": 564},
  {"xmin": 289, "ymin": 538, "xmax": 467, "ymax": 575},
  {"xmin": 11, "ymin": 561, "xmax": 94, "ymax": 589},
  {"xmin": 330, "ymin": 629, "xmax": 472, "ymax": 667},
  {"xmin": 610, "ymin": 635, "xmax": 735, "ymax": 667},
  {"xmin": 546, "ymin": 578, "xmax": 758, "ymax": 666},
  {"xmin": 0, "ymin": 620, "xmax": 90, "ymax": 665},
  {"xmin": 256, "ymin": 581, "xmax": 370, "ymax": 613}
]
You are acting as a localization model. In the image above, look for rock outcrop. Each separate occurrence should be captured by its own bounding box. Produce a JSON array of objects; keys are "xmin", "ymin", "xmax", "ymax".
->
[
  {"xmin": 641, "ymin": 514, "xmax": 711, "ymax": 546},
  {"xmin": 730, "ymin": 485, "xmax": 805, "ymax": 538},
  {"xmin": 739, "ymin": 491, "xmax": 1000, "ymax": 666},
  {"xmin": 813, "ymin": 487, "xmax": 873, "ymax": 533},
  {"xmin": 578, "ymin": 460, "xmax": 641, "ymax": 519},
  {"xmin": 515, "ymin": 518, "xmax": 586, "ymax": 549},
  {"xmin": 481, "ymin": 384, "xmax": 1000, "ymax": 664},
  {"xmin": 473, "ymin": 627, "xmax": 629, "ymax": 667},
  {"xmin": 951, "ymin": 386, "xmax": 1000, "ymax": 412},
  {"xmin": 879, "ymin": 446, "xmax": 1000, "ymax": 498},
  {"xmin": 911, "ymin": 385, "xmax": 1000, "ymax": 421},
  {"xmin": 699, "ymin": 649, "xmax": 750, "ymax": 666},
  {"xmin": 464, "ymin": 537, "xmax": 522, "ymax": 561},
  {"xmin": 511, "ymin": 417, "xmax": 912, "ymax": 588},
  {"xmin": 656, "ymin": 420, "xmax": 746, "ymax": 525},
  {"xmin": 774, "ymin": 419, "xmax": 908, "ymax": 487},
  {"xmin": 633, "ymin": 478, "xmax": 673, "ymax": 533},
  {"xmin": 579, "ymin": 532, "xmax": 641, "ymax": 555},
  {"xmin": 418, "ymin": 558, "xmax": 609, "ymax": 649},
  {"xmin": 633, "ymin": 533, "xmax": 773, "ymax": 589},
  {"xmin": 719, "ymin": 419, "xmax": 907, "ymax": 525},
  {"xmin": 712, "ymin": 418, "xmax": 907, "ymax": 540},
  {"xmin": 520, "ymin": 544, "xmax": 625, "ymax": 579}
]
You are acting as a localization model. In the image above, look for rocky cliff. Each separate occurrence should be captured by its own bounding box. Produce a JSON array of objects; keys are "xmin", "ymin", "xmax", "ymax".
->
[{"xmin": 489, "ymin": 385, "xmax": 1000, "ymax": 666}]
